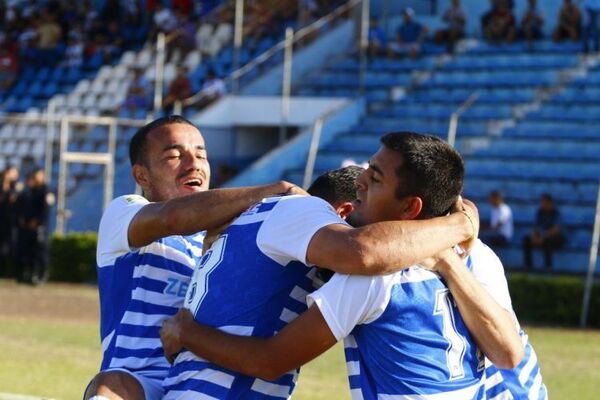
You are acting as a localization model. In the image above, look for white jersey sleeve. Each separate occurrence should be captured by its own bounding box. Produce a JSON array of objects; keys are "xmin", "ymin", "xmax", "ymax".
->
[
  {"xmin": 307, "ymin": 274, "xmax": 391, "ymax": 341},
  {"xmin": 256, "ymin": 195, "xmax": 348, "ymax": 265},
  {"xmin": 96, "ymin": 194, "xmax": 148, "ymax": 267},
  {"xmin": 469, "ymin": 239, "xmax": 514, "ymax": 313}
]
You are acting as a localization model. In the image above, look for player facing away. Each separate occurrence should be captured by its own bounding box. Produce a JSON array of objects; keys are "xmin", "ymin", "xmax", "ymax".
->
[
  {"xmin": 160, "ymin": 132, "xmax": 525, "ymax": 399},
  {"xmin": 84, "ymin": 116, "xmax": 305, "ymax": 400}
]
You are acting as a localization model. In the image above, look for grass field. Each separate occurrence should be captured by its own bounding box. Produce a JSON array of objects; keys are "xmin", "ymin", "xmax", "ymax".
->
[{"xmin": 0, "ymin": 280, "xmax": 599, "ymax": 399}]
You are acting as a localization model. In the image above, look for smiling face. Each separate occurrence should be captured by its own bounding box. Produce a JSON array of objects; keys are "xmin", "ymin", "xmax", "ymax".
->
[
  {"xmin": 133, "ymin": 122, "xmax": 210, "ymax": 202},
  {"xmin": 351, "ymin": 146, "xmax": 411, "ymax": 226}
]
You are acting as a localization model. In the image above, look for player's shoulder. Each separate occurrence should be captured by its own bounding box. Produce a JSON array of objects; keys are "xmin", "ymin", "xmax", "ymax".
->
[
  {"xmin": 470, "ymin": 239, "xmax": 502, "ymax": 263},
  {"xmin": 105, "ymin": 194, "xmax": 148, "ymax": 214}
]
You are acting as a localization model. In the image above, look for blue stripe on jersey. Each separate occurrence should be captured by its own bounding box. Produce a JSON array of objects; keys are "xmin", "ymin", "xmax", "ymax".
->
[
  {"xmin": 485, "ymin": 331, "xmax": 547, "ymax": 400},
  {"xmin": 133, "ymin": 276, "xmax": 168, "ymax": 293},
  {"xmin": 344, "ymin": 346, "xmax": 360, "ymax": 362},
  {"xmin": 98, "ymin": 233, "xmax": 203, "ymax": 378},
  {"xmin": 113, "ymin": 346, "xmax": 163, "ymax": 360}
]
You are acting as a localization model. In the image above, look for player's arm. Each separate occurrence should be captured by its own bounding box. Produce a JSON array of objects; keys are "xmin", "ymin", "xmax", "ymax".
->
[
  {"xmin": 161, "ymin": 306, "xmax": 337, "ymax": 381},
  {"xmin": 128, "ymin": 182, "xmax": 302, "ymax": 247},
  {"xmin": 430, "ymin": 249, "xmax": 524, "ymax": 369},
  {"xmin": 307, "ymin": 208, "xmax": 476, "ymax": 275}
]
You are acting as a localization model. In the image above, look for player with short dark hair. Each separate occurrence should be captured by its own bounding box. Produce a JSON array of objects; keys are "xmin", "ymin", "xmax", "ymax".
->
[
  {"xmin": 84, "ymin": 116, "xmax": 305, "ymax": 400},
  {"xmin": 160, "ymin": 132, "xmax": 522, "ymax": 399}
]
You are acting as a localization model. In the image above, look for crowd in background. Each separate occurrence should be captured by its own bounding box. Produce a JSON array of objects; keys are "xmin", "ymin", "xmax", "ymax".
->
[
  {"xmin": 368, "ymin": 0, "xmax": 600, "ymax": 58},
  {"xmin": 0, "ymin": 164, "xmax": 52, "ymax": 285}
]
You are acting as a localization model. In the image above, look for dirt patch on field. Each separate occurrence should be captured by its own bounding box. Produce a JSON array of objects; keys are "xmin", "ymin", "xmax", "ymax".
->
[{"xmin": 0, "ymin": 280, "xmax": 99, "ymax": 322}]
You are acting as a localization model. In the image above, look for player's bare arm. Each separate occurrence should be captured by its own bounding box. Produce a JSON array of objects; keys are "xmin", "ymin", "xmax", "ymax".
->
[
  {"xmin": 128, "ymin": 182, "xmax": 303, "ymax": 248},
  {"xmin": 425, "ymin": 249, "xmax": 524, "ymax": 369},
  {"xmin": 306, "ymin": 204, "xmax": 477, "ymax": 276},
  {"xmin": 160, "ymin": 306, "xmax": 336, "ymax": 381}
]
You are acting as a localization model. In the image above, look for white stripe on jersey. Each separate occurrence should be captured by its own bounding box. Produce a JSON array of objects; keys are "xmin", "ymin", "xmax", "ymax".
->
[
  {"xmin": 163, "ymin": 390, "xmax": 219, "ymax": 400},
  {"xmin": 121, "ymin": 311, "xmax": 165, "ymax": 327},
  {"xmin": 289, "ymin": 286, "xmax": 310, "ymax": 303},
  {"xmin": 110, "ymin": 355, "xmax": 165, "ymax": 370},
  {"xmin": 488, "ymin": 389, "xmax": 514, "ymax": 400},
  {"xmin": 279, "ymin": 308, "xmax": 299, "ymax": 323},
  {"xmin": 346, "ymin": 335, "xmax": 358, "ymax": 349},
  {"xmin": 131, "ymin": 287, "xmax": 184, "ymax": 308},
  {"xmin": 528, "ymin": 372, "xmax": 543, "ymax": 399},
  {"xmin": 220, "ymin": 325, "xmax": 255, "ymax": 336},
  {"xmin": 251, "ymin": 379, "xmax": 293, "ymax": 398},
  {"xmin": 231, "ymin": 210, "xmax": 271, "ymax": 225},
  {"xmin": 351, "ymin": 388, "xmax": 365, "ymax": 400},
  {"xmin": 114, "ymin": 335, "xmax": 161, "ymax": 350},
  {"xmin": 485, "ymin": 370, "xmax": 505, "ymax": 388},
  {"xmin": 101, "ymin": 329, "xmax": 115, "ymax": 353},
  {"xmin": 346, "ymin": 361, "xmax": 360, "ymax": 375},
  {"xmin": 132, "ymin": 264, "xmax": 191, "ymax": 281},
  {"xmin": 163, "ymin": 368, "xmax": 235, "ymax": 389},
  {"xmin": 377, "ymin": 383, "xmax": 482, "ymax": 400},
  {"xmin": 143, "ymin": 241, "xmax": 197, "ymax": 268}
]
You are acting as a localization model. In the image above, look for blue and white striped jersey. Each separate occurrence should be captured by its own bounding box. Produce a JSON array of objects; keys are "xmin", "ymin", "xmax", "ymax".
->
[
  {"xmin": 484, "ymin": 331, "xmax": 547, "ymax": 400},
  {"xmin": 164, "ymin": 195, "xmax": 346, "ymax": 399},
  {"xmin": 96, "ymin": 195, "xmax": 204, "ymax": 385},
  {"xmin": 308, "ymin": 265, "xmax": 487, "ymax": 400},
  {"xmin": 467, "ymin": 242, "xmax": 548, "ymax": 400}
]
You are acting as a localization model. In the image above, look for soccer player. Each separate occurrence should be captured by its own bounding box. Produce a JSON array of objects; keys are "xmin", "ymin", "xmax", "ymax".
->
[
  {"xmin": 84, "ymin": 116, "xmax": 307, "ymax": 400},
  {"xmin": 160, "ymin": 132, "xmax": 522, "ymax": 399}
]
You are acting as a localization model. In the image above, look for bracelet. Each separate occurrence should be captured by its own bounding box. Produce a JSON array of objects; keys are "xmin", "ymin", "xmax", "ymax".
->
[{"xmin": 461, "ymin": 210, "xmax": 475, "ymax": 237}]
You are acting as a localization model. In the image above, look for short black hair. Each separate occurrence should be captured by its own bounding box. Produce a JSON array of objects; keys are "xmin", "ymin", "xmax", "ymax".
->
[
  {"xmin": 540, "ymin": 193, "xmax": 553, "ymax": 203},
  {"xmin": 307, "ymin": 165, "xmax": 364, "ymax": 205},
  {"xmin": 129, "ymin": 115, "xmax": 196, "ymax": 166},
  {"xmin": 380, "ymin": 132, "xmax": 464, "ymax": 219}
]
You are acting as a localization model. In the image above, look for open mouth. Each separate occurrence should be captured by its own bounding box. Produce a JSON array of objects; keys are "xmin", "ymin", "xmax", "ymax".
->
[{"xmin": 182, "ymin": 178, "xmax": 203, "ymax": 189}]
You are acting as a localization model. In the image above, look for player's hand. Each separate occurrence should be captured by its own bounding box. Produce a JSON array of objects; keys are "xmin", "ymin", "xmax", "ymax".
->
[
  {"xmin": 203, "ymin": 220, "xmax": 233, "ymax": 255},
  {"xmin": 418, "ymin": 248, "xmax": 456, "ymax": 273},
  {"xmin": 160, "ymin": 308, "xmax": 193, "ymax": 364},
  {"xmin": 284, "ymin": 184, "xmax": 308, "ymax": 196},
  {"xmin": 454, "ymin": 197, "xmax": 479, "ymax": 256}
]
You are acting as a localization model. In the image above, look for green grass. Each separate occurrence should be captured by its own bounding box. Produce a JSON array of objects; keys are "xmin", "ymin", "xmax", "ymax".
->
[
  {"xmin": 0, "ymin": 318, "xmax": 101, "ymax": 399},
  {"xmin": 1, "ymin": 280, "xmax": 599, "ymax": 400}
]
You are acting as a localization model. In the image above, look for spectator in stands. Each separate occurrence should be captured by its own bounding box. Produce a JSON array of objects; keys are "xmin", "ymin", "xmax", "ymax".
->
[
  {"xmin": 38, "ymin": 11, "xmax": 63, "ymax": 48},
  {"xmin": 0, "ymin": 47, "xmax": 18, "ymax": 89},
  {"xmin": 166, "ymin": 9, "xmax": 197, "ymax": 62},
  {"xmin": 152, "ymin": 2, "xmax": 178, "ymax": 37},
  {"xmin": 15, "ymin": 168, "xmax": 51, "ymax": 285},
  {"xmin": 483, "ymin": 1, "xmax": 516, "ymax": 44},
  {"xmin": 582, "ymin": 0, "xmax": 600, "ymax": 53},
  {"xmin": 196, "ymin": 69, "xmax": 226, "ymax": 109},
  {"xmin": 0, "ymin": 165, "xmax": 20, "ymax": 277},
  {"xmin": 522, "ymin": 193, "xmax": 566, "ymax": 271},
  {"xmin": 521, "ymin": 0, "xmax": 544, "ymax": 49},
  {"xmin": 553, "ymin": 0, "xmax": 581, "ymax": 42},
  {"xmin": 368, "ymin": 17, "xmax": 388, "ymax": 58},
  {"xmin": 388, "ymin": 7, "xmax": 428, "ymax": 59},
  {"xmin": 434, "ymin": 0, "xmax": 466, "ymax": 53},
  {"xmin": 122, "ymin": 67, "xmax": 151, "ymax": 113},
  {"xmin": 61, "ymin": 36, "xmax": 84, "ymax": 68},
  {"xmin": 480, "ymin": 190, "xmax": 513, "ymax": 246},
  {"xmin": 162, "ymin": 66, "xmax": 192, "ymax": 112}
]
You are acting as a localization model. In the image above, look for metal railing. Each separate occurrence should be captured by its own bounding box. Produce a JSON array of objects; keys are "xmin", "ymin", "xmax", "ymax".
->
[
  {"xmin": 580, "ymin": 181, "xmax": 600, "ymax": 328},
  {"xmin": 447, "ymin": 91, "xmax": 479, "ymax": 148},
  {"xmin": 173, "ymin": 0, "xmax": 368, "ymax": 115},
  {"xmin": 302, "ymin": 101, "xmax": 354, "ymax": 189}
]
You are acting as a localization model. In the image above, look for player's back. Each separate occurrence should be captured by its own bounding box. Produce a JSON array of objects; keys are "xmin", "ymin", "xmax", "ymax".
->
[
  {"xmin": 164, "ymin": 195, "xmax": 342, "ymax": 399},
  {"xmin": 346, "ymin": 267, "xmax": 485, "ymax": 399}
]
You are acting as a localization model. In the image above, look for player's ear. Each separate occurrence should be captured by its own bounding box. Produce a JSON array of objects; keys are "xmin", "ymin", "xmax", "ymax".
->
[
  {"xmin": 132, "ymin": 164, "xmax": 150, "ymax": 189},
  {"xmin": 399, "ymin": 196, "xmax": 422, "ymax": 220},
  {"xmin": 335, "ymin": 201, "xmax": 354, "ymax": 220}
]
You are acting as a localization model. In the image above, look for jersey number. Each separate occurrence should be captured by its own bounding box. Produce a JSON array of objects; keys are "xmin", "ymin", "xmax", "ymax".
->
[
  {"xmin": 433, "ymin": 289, "xmax": 468, "ymax": 380},
  {"xmin": 186, "ymin": 234, "xmax": 228, "ymax": 316}
]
